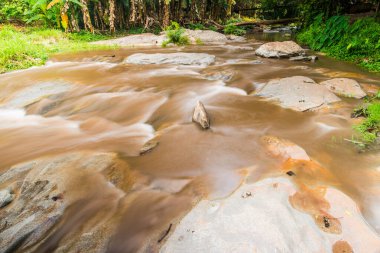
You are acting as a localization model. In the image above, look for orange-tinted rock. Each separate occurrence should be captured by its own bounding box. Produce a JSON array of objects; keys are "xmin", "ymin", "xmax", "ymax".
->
[
  {"xmin": 333, "ymin": 240, "xmax": 354, "ymax": 253},
  {"xmin": 282, "ymin": 159, "xmax": 337, "ymax": 185},
  {"xmin": 261, "ymin": 136, "xmax": 310, "ymax": 161}
]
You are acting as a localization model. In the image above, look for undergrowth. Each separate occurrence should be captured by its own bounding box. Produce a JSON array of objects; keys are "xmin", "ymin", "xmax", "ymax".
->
[
  {"xmin": 352, "ymin": 92, "xmax": 380, "ymax": 146},
  {"xmin": 297, "ymin": 15, "xmax": 380, "ymax": 72},
  {"xmin": 162, "ymin": 21, "xmax": 190, "ymax": 47}
]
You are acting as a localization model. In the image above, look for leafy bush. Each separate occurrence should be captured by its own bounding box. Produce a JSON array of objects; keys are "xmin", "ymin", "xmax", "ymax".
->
[
  {"xmin": 186, "ymin": 23, "xmax": 206, "ymax": 30},
  {"xmin": 162, "ymin": 21, "xmax": 190, "ymax": 47},
  {"xmin": 224, "ymin": 24, "xmax": 246, "ymax": 36},
  {"xmin": 0, "ymin": 0, "xmax": 27, "ymax": 22},
  {"xmin": 298, "ymin": 16, "xmax": 380, "ymax": 72}
]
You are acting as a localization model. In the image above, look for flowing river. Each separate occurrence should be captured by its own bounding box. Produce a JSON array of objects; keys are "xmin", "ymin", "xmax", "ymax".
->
[{"xmin": 0, "ymin": 34, "xmax": 380, "ymax": 252}]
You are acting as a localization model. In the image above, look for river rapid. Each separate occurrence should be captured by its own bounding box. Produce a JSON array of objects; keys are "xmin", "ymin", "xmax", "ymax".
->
[{"xmin": 0, "ymin": 34, "xmax": 380, "ymax": 252}]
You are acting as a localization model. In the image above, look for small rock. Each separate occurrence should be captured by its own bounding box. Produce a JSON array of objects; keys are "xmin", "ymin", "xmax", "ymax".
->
[
  {"xmin": 255, "ymin": 41, "xmax": 305, "ymax": 58},
  {"xmin": 286, "ymin": 171, "xmax": 296, "ymax": 177},
  {"xmin": 0, "ymin": 189, "xmax": 14, "ymax": 208},
  {"xmin": 192, "ymin": 101, "xmax": 210, "ymax": 129},
  {"xmin": 140, "ymin": 139, "xmax": 159, "ymax": 155},
  {"xmin": 320, "ymin": 78, "xmax": 367, "ymax": 99},
  {"xmin": 289, "ymin": 55, "xmax": 318, "ymax": 62}
]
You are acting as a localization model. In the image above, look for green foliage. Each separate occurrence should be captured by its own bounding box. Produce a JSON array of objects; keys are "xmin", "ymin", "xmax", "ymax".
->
[
  {"xmin": 223, "ymin": 24, "xmax": 246, "ymax": 36},
  {"xmin": 162, "ymin": 21, "xmax": 190, "ymax": 47},
  {"xmin": 0, "ymin": 25, "xmax": 116, "ymax": 73},
  {"xmin": 186, "ymin": 23, "xmax": 206, "ymax": 30},
  {"xmin": 0, "ymin": 0, "xmax": 27, "ymax": 22},
  {"xmin": 298, "ymin": 16, "xmax": 380, "ymax": 72},
  {"xmin": 354, "ymin": 102, "xmax": 380, "ymax": 143}
]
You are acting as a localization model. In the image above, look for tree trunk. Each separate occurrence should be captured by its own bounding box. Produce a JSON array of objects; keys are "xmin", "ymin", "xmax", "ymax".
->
[
  {"xmin": 60, "ymin": 1, "xmax": 70, "ymax": 32},
  {"xmin": 163, "ymin": 0, "xmax": 170, "ymax": 27},
  {"xmin": 80, "ymin": 0, "xmax": 94, "ymax": 33},
  {"xmin": 109, "ymin": 0, "xmax": 115, "ymax": 33}
]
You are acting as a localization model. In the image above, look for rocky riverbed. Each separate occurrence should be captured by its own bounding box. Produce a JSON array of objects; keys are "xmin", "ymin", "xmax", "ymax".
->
[{"xmin": 0, "ymin": 30, "xmax": 380, "ymax": 253}]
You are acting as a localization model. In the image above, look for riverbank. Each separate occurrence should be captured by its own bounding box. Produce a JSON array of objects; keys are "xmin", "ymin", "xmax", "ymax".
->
[
  {"xmin": 297, "ymin": 16, "xmax": 380, "ymax": 73},
  {"xmin": 0, "ymin": 25, "xmax": 119, "ymax": 73}
]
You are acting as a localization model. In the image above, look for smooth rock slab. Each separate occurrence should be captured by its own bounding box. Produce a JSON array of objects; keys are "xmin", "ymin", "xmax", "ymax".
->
[
  {"xmin": 255, "ymin": 76, "xmax": 341, "ymax": 111},
  {"xmin": 2, "ymin": 81, "xmax": 73, "ymax": 109},
  {"xmin": 125, "ymin": 53, "xmax": 216, "ymax": 66},
  {"xmin": 320, "ymin": 78, "xmax": 367, "ymax": 99},
  {"xmin": 92, "ymin": 33, "xmax": 166, "ymax": 47},
  {"xmin": 160, "ymin": 178, "xmax": 380, "ymax": 253},
  {"xmin": 255, "ymin": 41, "xmax": 305, "ymax": 58}
]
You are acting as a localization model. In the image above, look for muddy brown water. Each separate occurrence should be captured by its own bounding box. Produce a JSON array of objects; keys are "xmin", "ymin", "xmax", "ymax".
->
[{"xmin": 0, "ymin": 34, "xmax": 380, "ymax": 252}]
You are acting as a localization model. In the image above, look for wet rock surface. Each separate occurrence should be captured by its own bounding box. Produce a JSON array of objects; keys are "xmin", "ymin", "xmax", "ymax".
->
[
  {"xmin": 125, "ymin": 53, "xmax": 216, "ymax": 66},
  {"xmin": 255, "ymin": 41, "xmax": 305, "ymax": 58},
  {"xmin": 0, "ymin": 188, "xmax": 14, "ymax": 208},
  {"xmin": 161, "ymin": 178, "xmax": 380, "ymax": 253},
  {"xmin": 289, "ymin": 55, "xmax": 318, "ymax": 62},
  {"xmin": 261, "ymin": 135, "xmax": 310, "ymax": 161},
  {"xmin": 320, "ymin": 78, "xmax": 367, "ymax": 99},
  {"xmin": 192, "ymin": 101, "xmax": 210, "ymax": 129},
  {"xmin": 1, "ymin": 81, "xmax": 73, "ymax": 109},
  {"xmin": 254, "ymin": 76, "xmax": 341, "ymax": 111},
  {"xmin": 92, "ymin": 33, "xmax": 166, "ymax": 47},
  {"xmin": 0, "ymin": 152, "xmax": 129, "ymax": 253}
]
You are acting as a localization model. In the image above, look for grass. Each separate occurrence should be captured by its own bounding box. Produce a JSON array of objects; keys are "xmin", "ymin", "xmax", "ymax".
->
[{"xmin": 0, "ymin": 25, "xmax": 118, "ymax": 73}]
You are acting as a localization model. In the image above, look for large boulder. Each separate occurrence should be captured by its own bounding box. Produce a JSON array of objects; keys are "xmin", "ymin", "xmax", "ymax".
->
[
  {"xmin": 161, "ymin": 178, "xmax": 380, "ymax": 253},
  {"xmin": 0, "ymin": 152, "xmax": 130, "ymax": 253},
  {"xmin": 254, "ymin": 76, "xmax": 341, "ymax": 111},
  {"xmin": 92, "ymin": 33, "xmax": 166, "ymax": 47},
  {"xmin": 255, "ymin": 41, "xmax": 305, "ymax": 58},
  {"xmin": 125, "ymin": 53, "xmax": 216, "ymax": 66},
  {"xmin": 320, "ymin": 78, "xmax": 367, "ymax": 99},
  {"xmin": 185, "ymin": 29, "xmax": 229, "ymax": 44}
]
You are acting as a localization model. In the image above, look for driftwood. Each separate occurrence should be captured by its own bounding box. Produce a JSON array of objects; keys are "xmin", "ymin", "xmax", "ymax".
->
[{"xmin": 205, "ymin": 18, "xmax": 299, "ymax": 31}]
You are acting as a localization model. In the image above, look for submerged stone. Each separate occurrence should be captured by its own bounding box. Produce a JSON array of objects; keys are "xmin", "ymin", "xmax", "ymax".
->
[
  {"xmin": 192, "ymin": 101, "xmax": 210, "ymax": 129},
  {"xmin": 125, "ymin": 53, "xmax": 216, "ymax": 66},
  {"xmin": 140, "ymin": 139, "xmax": 159, "ymax": 155}
]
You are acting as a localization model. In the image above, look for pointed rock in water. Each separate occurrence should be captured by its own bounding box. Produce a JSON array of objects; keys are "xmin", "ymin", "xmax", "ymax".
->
[
  {"xmin": 140, "ymin": 139, "xmax": 159, "ymax": 155},
  {"xmin": 0, "ymin": 189, "xmax": 14, "ymax": 208},
  {"xmin": 192, "ymin": 101, "xmax": 210, "ymax": 129},
  {"xmin": 320, "ymin": 78, "xmax": 367, "ymax": 99}
]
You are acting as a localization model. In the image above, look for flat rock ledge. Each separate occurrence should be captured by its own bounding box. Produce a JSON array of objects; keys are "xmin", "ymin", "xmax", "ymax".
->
[
  {"xmin": 254, "ymin": 76, "xmax": 341, "ymax": 111},
  {"xmin": 93, "ymin": 30, "xmax": 244, "ymax": 47},
  {"xmin": 161, "ymin": 177, "xmax": 380, "ymax": 253},
  {"xmin": 255, "ymin": 41, "xmax": 305, "ymax": 58},
  {"xmin": 320, "ymin": 78, "xmax": 367, "ymax": 99},
  {"xmin": 124, "ymin": 53, "xmax": 216, "ymax": 66}
]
